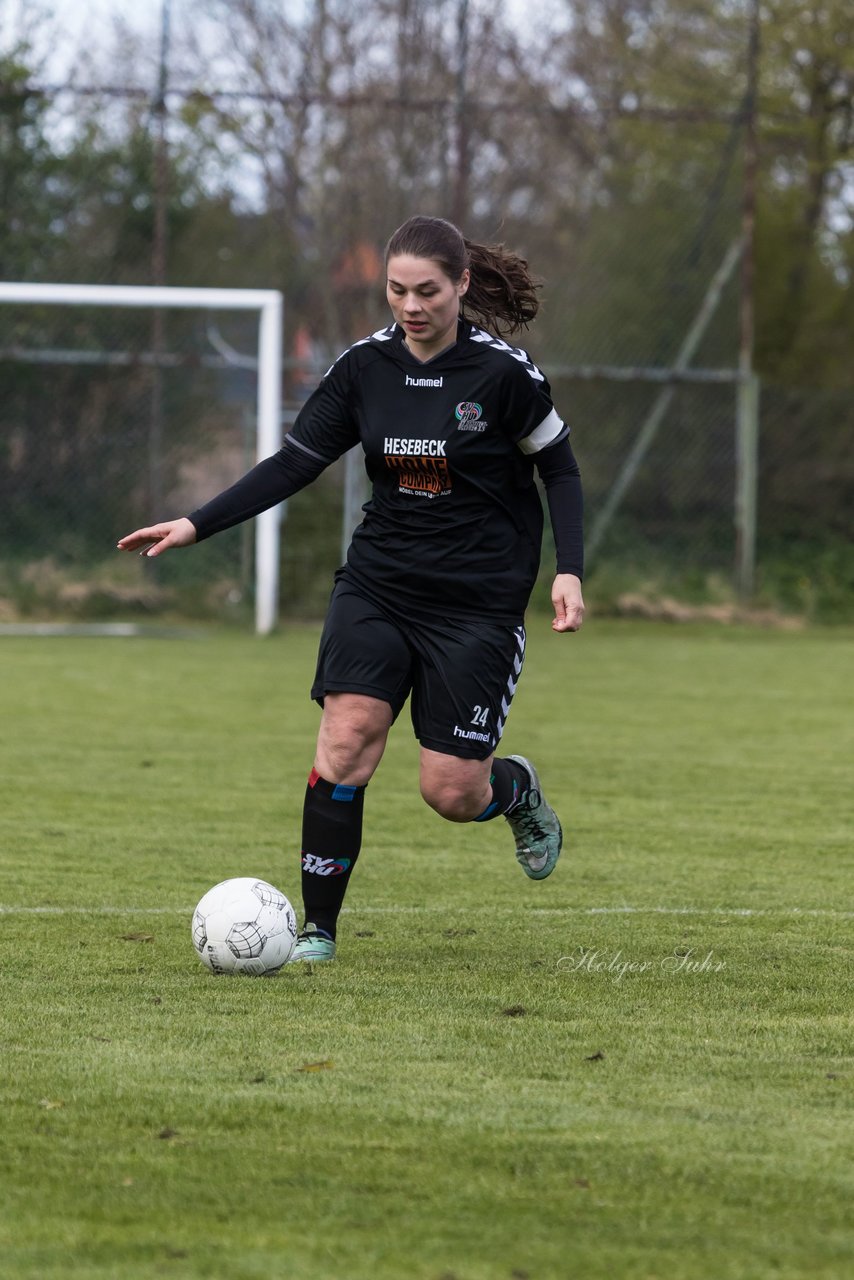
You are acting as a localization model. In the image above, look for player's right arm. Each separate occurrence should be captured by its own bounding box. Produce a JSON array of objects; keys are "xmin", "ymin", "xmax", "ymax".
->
[
  {"xmin": 116, "ymin": 442, "xmax": 331, "ymax": 559},
  {"xmin": 117, "ymin": 353, "xmax": 361, "ymax": 559}
]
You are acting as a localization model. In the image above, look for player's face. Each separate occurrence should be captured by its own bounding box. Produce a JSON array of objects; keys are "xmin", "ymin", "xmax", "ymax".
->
[{"xmin": 386, "ymin": 254, "xmax": 470, "ymax": 361}]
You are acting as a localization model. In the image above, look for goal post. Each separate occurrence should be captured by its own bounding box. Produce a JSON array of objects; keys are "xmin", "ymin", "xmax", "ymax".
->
[{"xmin": 0, "ymin": 283, "xmax": 283, "ymax": 634}]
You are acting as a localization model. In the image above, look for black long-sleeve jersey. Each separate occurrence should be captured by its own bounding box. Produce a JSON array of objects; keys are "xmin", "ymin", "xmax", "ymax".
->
[{"xmin": 190, "ymin": 320, "xmax": 583, "ymax": 625}]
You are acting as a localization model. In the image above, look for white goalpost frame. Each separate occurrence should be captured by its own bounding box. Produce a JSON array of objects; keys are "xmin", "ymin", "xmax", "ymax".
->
[{"xmin": 0, "ymin": 283, "xmax": 284, "ymax": 635}]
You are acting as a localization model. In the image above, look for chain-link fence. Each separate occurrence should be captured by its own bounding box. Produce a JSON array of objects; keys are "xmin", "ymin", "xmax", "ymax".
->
[
  {"xmin": 753, "ymin": 385, "xmax": 854, "ymax": 622},
  {"xmin": 2, "ymin": 294, "xmax": 849, "ymax": 628}
]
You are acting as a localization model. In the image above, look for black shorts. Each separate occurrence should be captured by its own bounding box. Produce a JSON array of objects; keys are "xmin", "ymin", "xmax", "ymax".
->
[{"xmin": 311, "ymin": 582, "xmax": 526, "ymax": 760}]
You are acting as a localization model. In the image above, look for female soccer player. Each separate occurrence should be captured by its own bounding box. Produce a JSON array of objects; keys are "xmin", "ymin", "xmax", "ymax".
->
[{"xmin": 118, "ymin": 215, "xmax": 584, "ymax": 963}]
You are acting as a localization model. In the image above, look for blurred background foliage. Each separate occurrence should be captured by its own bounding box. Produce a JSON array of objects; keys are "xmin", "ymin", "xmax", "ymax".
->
[{"xmin": 1, "ymin": 0, "xmax": 852, "ymax": 623}]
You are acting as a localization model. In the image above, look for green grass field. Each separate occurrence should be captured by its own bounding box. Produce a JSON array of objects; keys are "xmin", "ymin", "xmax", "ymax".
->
[{"xmin": 1, "ymin": 621, "xmax": 852, "ymax": 1280}]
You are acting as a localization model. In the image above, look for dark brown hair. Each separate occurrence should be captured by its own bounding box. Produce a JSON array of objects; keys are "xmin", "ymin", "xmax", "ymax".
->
[{"xmin": 384, "ymin": 215, "xmax": 541, "ymax": 337}]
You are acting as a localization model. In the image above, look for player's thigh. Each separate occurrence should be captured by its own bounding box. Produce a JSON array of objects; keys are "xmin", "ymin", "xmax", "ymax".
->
[
  {"xmin": 311, "ymin": 584, "xmax": 413, "ymax": 783},
  {"xmin": 312, "ymin": 583, "xmax": 414, "ymax": 715},
  {"xmin": 409, "ymin": 618, "xmax": 526, "ymax": 761}
]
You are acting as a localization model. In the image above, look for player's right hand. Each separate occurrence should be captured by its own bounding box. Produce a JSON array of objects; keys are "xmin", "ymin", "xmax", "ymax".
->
[{"xmin": 116, "ymin": 517, "xmax": 197, "ymax": 558}]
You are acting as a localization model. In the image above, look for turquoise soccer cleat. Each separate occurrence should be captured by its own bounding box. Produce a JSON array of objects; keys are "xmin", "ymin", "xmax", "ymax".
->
[
  {"xmin": 504, "ymin": 755, "xmax": 563, "ymax": 880},
  {"xmin": 288, "ymin": 923, "xmax": 337, "ymax": 964}
]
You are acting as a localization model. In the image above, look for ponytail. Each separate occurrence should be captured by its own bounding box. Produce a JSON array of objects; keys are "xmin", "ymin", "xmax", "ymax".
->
[{"xmin": 462, "ymin": 239, "xmax": 541, "ymax": 337}]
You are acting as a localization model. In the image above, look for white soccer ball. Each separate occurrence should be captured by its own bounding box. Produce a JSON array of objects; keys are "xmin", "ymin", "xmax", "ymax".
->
[{"xmin": 191, "ymin": 877, "xmax": 297, "ymax": 976}]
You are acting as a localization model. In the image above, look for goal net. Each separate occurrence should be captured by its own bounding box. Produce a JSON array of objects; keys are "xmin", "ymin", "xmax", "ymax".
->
[{"xmin": 0, "ymin": 284, "xmax": 283, "ymax": 634}]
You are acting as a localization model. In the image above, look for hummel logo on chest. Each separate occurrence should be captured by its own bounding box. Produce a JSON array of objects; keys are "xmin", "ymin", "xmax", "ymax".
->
[{"xmin": 405, "ymin": 374, "xmax": 444, "ymax": 387}]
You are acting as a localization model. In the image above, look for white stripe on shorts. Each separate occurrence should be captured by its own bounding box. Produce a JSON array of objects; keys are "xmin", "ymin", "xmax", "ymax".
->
[{"xmin": 494, "ymin": 625, "xmax": 526, "ymax": 746}]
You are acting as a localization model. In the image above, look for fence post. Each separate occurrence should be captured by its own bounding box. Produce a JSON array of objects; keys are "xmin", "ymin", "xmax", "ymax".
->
[
  {"xmin": 735, "ymin": 0, "xmax": 760, "ymax": 602},
  {"xmin": 735, "ymin": 373, "xmax": 760, "ymax": 599}
]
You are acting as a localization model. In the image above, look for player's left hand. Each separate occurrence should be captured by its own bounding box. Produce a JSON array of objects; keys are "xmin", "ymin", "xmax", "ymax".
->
[{"xmin": 551, "ymin": 573, "xmax": 585, "ymax": 633}]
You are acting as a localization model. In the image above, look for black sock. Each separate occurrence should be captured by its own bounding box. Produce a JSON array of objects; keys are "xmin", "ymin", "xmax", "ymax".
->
[
  {"xmin": 473, "ymin": 756, "xmax": 530, "ymax": 822},
  {"xmin": 300, "ymin": 769, "xmax": 366, "ymax": 940}
]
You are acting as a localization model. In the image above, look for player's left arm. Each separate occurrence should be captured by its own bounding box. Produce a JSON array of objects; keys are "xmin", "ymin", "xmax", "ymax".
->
[
  {"xmin": 534, "ymin": 435, "xmax": 585, "ymax": 633},
  {"xmin": 506, "ymin": 358, "xmax": 585, "ymax": 635}
]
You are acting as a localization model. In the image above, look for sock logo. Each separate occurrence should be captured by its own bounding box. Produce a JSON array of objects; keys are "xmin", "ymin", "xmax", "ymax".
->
[{"xmin": 301, "ymin": 852, "xmax": 352, "ymax": 877}]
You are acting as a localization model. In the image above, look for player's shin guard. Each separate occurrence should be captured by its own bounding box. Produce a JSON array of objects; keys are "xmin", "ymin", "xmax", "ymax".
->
[{"xmin": 300, "ymin": 768, "xmax": 366, "ymax": 940}]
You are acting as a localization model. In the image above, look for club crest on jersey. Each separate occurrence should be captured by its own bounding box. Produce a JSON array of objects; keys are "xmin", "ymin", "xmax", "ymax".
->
[{"xmin": 455, "ymin": 401, "xmax": 487, "ymax": 432}]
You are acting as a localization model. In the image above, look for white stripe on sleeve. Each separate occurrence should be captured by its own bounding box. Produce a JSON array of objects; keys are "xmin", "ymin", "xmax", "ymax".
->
[{"xmin": 517, "ymin": 407, "xmax": 568, "ymax": 455}]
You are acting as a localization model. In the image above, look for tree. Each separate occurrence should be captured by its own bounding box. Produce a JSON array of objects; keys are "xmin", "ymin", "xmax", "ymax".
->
[
  {"xmin": 756, "ymin": 0, "xmax": 854, "ymax": 385},
  {"xmin": 0, "ymin": 49, "xmax": 68, "ymax": 279}
]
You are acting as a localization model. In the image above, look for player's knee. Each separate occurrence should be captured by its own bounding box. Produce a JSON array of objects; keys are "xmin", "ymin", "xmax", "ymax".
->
[
  {"xmin": 317, "ymin": 709, "xmax": 388, "ymax": 785},
  {"xmin": 319, "ymin": 731, "xmax": 377, "ymax": 784},
  {"xmin": 420, "ymin": 778, "xmax": 483, "ymax": 823}
]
